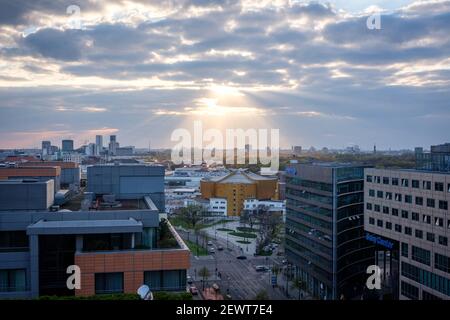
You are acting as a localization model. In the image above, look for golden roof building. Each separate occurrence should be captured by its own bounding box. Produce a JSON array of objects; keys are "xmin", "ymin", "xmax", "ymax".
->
[{"xmin": 200, "ymin": 169, "xmax": 278, "ymax": 216}]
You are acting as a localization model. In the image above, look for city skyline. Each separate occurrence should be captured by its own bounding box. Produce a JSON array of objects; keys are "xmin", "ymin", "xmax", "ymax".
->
[{"xmin": 1, "ymin": 0, "xmax": 450, "ymax": 149}]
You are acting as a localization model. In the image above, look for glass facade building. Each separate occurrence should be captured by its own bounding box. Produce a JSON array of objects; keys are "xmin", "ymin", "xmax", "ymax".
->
[{"xmin": 285, "ymin": 163, "xmax": 375, "ymax": 300}]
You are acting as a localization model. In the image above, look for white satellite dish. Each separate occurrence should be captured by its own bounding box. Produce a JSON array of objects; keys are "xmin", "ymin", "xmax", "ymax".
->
[{"xmin": 137, "ymin": 284, "xmax": 153, "ymax": 300}]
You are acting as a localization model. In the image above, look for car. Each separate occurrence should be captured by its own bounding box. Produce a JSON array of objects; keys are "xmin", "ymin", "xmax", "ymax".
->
[
  {"xmin": 187, "ymin": 276, "xmax": 193, "ymax": 284},
  {"xmin": 236, "ymin": 255, "xmax": 247, "ymax": 260},
  {"xmin": 189, "ymin": 286, "xmax": 198, "ymax": 295},
  {"xmin": 209, "ymin": 247, "xmax": 215, "ymax": 253},
  {"xmin": 217, "ymin": 246, "xmax": 224, "ymax": 251},
  {"xmin": 255, "ymin": 265, "xmax": 269, "ymax": 272},
  {"xmin": 281, "ymin": 259, "xmax": 288, "ymax": 265},
  {"xmin": 207, "ymin": 241, "xmax": 213, "ymax": 246},
  {"xmin": 212, "ymin": 283, "xmax": 220, "ymax": 291}
]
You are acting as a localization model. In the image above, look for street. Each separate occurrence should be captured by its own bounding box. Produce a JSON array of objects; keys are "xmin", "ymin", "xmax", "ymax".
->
[{"xmin": 178, "ymin": 228, "xmax": 304, "ymax": 300}]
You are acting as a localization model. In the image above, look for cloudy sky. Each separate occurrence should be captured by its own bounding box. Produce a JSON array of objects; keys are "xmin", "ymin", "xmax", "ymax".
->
[{"xmin": 0, "ymin": 0, "xmax": 449, "ymax": 150}]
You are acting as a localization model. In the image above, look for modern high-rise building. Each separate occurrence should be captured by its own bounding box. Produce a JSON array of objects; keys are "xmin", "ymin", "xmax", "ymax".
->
[
  {"xmin": 285, "ymin": 163, "xmax": 375, "ymax": 300},
  {"xmin": 416, "ymin": 143, "xmax": 450, "ymax": 172},
  {"xmin": 41, "ymin": 141, "xmax": 51, "ymax": 155},
  {"xmin": 108, "ymin": 135, "xmax": 119, "ymax": 155},
  {"xmin": 95, "ymin": 135, "xmax": 103, "ymax": 155},
  {"xmin": 62, "ymin": 139, "xmax": 74, "ymax": 152},
  {"xmin": 364, "ymin": 168, "xmax": 450, "ymax": 300}
]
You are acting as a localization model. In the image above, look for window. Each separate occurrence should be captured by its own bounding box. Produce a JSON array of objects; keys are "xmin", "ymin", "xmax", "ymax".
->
[
  {"xmin": 0, "ymin": 231, "xmax": 29, "ymax": 252},
  {"xmin": 405, "ymin": 227, "xmax": 412, "ymax": 236},
  {"xmin": 95, "ymin": 272, "xmax": 124, "ymax": 294},
  {"xmin": 369, "ymin": 217, "xmax": 375, "ymax": 225},
  {"xmin": 415, "ymin": 197, "xmax": 423, "ymax": 206},
  {"xmin": 435, "ymin": 217, "xmax": 444, "ymax": 227},
  {"xmin": 426, "ymin": 232, "xmax": 435, "ymax": 243},
  {"xmin": 427, "ymin": 198, "xmax": 435, "ymax": 208},
  {"xmin": 439, "ymin": 200, "xmax": 448, "ymax": 210},
  {"xmin": 377, "ymin": 220, "xmax": 383, "ymax": 227},
  {"xmin": 401, "ymin": 281, "xmax": 419, "ymax": 300},
  {"xmin": 415, "ymin": 229, "xmax": 423, "ymax": 239},
  {"xmin": 423, "ymin": 181, "xmax": 431, "ymax": 190},
  {"xmin": 448, "ymin": 183, "xmax": 450, "ymax": 193},
  {"xmin": 401, "ymin": 243, "xmax": 408, "ymax": 257},
  {"xmin": 386, "ymin": 222, "xmax": 392, "ymax": 230},
  {"xmin": 395, "ymin": 193, "xmax": 402, "ymax": 202},
  {"xmin": 412, "ymin": 246, "xmax": 431, "ymax": 266},
  {"xmin": 401, "ymin": 210, "xmax": 409, "ymax": 219},
  {"xmin": 375, "ymin": 176, "xmax": 381, "ymax": 184},
  {"xmin": 435, "ymin": 182, "xmax": 444, "ymax": 192},
  {"xmin": 383, "ymin": 206, "xmax": 389, "ymax": 214},
  {"xmin": 412, "ymin": 180, "xmax": 420, "ymax": 189},
  {"xmin": 401, "ymin": 179, "xmax": 409, "ymax": 187},
  {"xmin": 144, "ymin": 270, "xmax": 187, "ymax": 291},
  {"xmin": 395, "ymin": 224, "xmax": 402, "ymax": 233},
  {"xmin": 439, "ymin": 236, "xmax": 448, "ymax": 247},
  {"xmin": 392, "ymin": 178, "xmax": 399, "ymax": 186},
  {"xmin": 366, "ymin": 175, "xmax": 373, "ymax": 183},
  {"xmin": 422, "ymin": 291, "xmax": 442, "ymax": 300},
  {"xmin": 383, "ymin": 177, "xmax": 389, "ymax": 185},
  {"xmin": 405, "ymin": 195, "xmax": 412, "ymax": 204},
  {"xmin": 374, "ymin": 204, "xmax": 381, "ymax": 212},
  {"xmin": 0, "ymin": 269, "xmax": 26, "ymax": 292},
  {"xmin": 434, "ymin": 253, "xmax": 450, "ymax": 274},
  {"xmin": 377, "ymin": 191, "xmax": 383, "ymax": 198},
  {"xmin": 423, "ymin": 215, "xmax": 431, "ymax": 224},
  {"xmin": 369, "ymin": 189, "xmax": 375, "ymax": 197},
  {"xmin": 385, "ymin": 192, "xmax": 392, "ymax": 200},
  {"xmin": 412, "ymin": 212, "xmax": 419, "ymax": 221},
  {"xmin": 392, "ymin": 208, "xmax": 399, "ymax": 216},
  {"xmin": 366, "ymin": 203, "xmax": 373, "ymax": 210}
]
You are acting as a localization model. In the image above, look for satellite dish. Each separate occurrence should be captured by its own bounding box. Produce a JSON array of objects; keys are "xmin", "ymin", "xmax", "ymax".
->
[{"xmin": 137, "ymin": 285, "xmax": 153, "ymax": 300}]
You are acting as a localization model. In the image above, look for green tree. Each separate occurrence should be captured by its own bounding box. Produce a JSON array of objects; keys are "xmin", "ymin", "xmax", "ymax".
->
[
  {"xmin": 179, "ymin": 204, "xmax": 204, "ymax": 230},
  {"xmin": 255, "ymin": 290, "xmax": 269, "ymax": 300}
]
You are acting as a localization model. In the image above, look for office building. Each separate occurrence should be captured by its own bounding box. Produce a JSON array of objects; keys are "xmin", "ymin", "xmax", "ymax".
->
[
  {"xmin": 18, "ymin": 161, "xmax": 80, "ymax": 187},
  {"xmin": 87, "ymin": 164, "xmax": 165, "ymax": 211},
  {"xmin": 285, "ymin": 163, "xmax": 375, "ymax": 300},
  {"xmin": 41, "ymin": 141, "xmax": 51, "ymax": 156},
  {"xmin": 95, "ymin": 135, "xmax": 103, "ymax": 156},
  {"xmin": 416, "ymin": 143, "xmax": 450, "ymax": 172},
  {"xmin": 364, "ymin": 168, "xmax": 450, "ymax": 300},
  {"xmin": 108, "ymin": 135, "xmax": 119, "ymax": 156},
  {"xmin": 200, "ymin": 169, "xmax": 278, "ymax": 217},
  {"xmin": 0, "ymin": 166, "xmax": 189, "ymax": 299},
  {"xmin": 62, "ymin": 140, "xmax": 74, "ymax": 152},
  {"xmin": 0, "ymin": 165, "xmax": 61, "ymax": 191}
]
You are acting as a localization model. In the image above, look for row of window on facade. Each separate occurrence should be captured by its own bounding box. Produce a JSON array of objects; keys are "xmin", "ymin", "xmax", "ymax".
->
[
  {"xmin": 0, "ymin": 269, "xmax": 186, "ymax": 293},
  {"xmin": 367, "ymin": 175, "xmax": 450, "ymax": 192},
  {"xmin": 366, "ymin": 202, "xmax": 450, "ymax": 229},
  {"xmin": 368, "ymin": 189, "xmax": 448, "ymax": 210},
  {"xmin": 368, "ymin": 217, "xmax": 448, "ymax": 247}
]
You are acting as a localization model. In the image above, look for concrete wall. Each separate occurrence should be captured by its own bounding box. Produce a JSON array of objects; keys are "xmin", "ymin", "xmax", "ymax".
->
[{"xmin": 0, "ymin": 180, "xmax": 54, "ymax": 211}]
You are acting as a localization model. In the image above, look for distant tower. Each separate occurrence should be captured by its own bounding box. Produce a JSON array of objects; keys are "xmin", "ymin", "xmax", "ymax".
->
[
  {"xmin": 373, "ymin": 144, "xmax": 377, "ymax": 154},
  {"xmin": 96, "ymin": 135, "xmax": 103, "ymax": 155}
]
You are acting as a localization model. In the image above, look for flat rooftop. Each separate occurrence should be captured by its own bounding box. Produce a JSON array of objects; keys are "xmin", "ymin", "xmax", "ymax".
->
[{"xmin": 60, "ymin": 194, "xmax": 154, "ymax": 212}]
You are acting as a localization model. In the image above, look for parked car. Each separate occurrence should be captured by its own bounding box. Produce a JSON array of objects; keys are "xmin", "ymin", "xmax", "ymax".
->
[
  {"xmin": 207, "ymin": 241, "xmax": 213, "ymax": 246},
  {"xmin": 212, "ymin": 283, "xmax": 220, "ymax": 291},
  {"xmin": 209, "ymin": 247, "xmax": 215, "ymax": 253},
  {"xmin": 189, "ymin": 286, "xmax": 198, "ymax": 295},
  {"xmin": 236, "ymin": 255, "xmax": 247, "ymax": 260},
  {"xmin": 187, "ymin": 276, "xmax": 193, "ymax": 284},
  {"xmin": 217, "ymin": 246, "xmax": 224, "ymax": 251}
]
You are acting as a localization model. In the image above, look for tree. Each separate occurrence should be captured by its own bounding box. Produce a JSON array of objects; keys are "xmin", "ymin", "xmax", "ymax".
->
[
  {"xmin": 255, "ymin": 290, "xmax": 269, "ymax": 300},
  {"xmin": 291, "ymin": 278, "xmax": 307, "ymax": 300},
  {"xmin": 198, "ymin": 266, "xmax": 210, "ymax": 291},
  {"xmin": 179, "ymin": 204, "xmax": 204, "ymax": 230}
]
